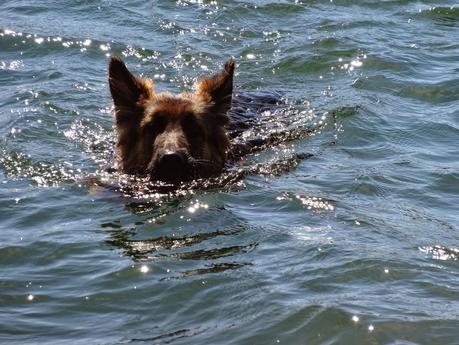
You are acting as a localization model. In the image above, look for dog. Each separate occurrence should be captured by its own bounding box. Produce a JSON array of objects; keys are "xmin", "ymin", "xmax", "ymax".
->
[{"xmin": 108, "ymin": 56, "xmax": 234, "ymax": 183}]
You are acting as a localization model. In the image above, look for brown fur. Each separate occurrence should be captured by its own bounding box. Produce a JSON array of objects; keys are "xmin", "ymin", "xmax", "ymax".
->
[{"xmin": 108, "ymin": 56, "xmax": 234, "ymax": 182}]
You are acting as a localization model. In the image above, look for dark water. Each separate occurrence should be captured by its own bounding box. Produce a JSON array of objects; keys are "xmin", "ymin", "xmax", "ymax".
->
[{"xmin": 1, "ymin": 1, "xmax": 459, "ymax": 344}]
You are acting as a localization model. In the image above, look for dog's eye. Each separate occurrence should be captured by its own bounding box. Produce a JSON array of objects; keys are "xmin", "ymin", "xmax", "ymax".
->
[
  {"xmin": 146, "ymin": 116, "xmax": 167, "ymax": 134},
  {"xmin": 181, "ymin": 115, "xmax": 203, "ymax": 138}
]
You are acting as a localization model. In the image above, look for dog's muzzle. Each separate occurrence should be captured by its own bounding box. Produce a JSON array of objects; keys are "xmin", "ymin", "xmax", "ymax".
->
[{"xmin": 152, "ymin": 150, "xmax": 191, "ymax": 182}]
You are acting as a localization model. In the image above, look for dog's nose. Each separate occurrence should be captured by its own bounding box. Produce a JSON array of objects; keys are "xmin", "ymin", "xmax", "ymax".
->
[
  {"xmin": 158, "ymin": 152, "xmax": 187, "ymax": 170},
  {"xmin": 153, "ymin": 150, "xmax": 192, "ymax": 182}
]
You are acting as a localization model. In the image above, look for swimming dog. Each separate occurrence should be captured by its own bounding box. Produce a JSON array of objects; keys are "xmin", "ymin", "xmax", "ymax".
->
[{"xmin": 108, "ymin": 56, "xmax": 234, "ymax": 183}]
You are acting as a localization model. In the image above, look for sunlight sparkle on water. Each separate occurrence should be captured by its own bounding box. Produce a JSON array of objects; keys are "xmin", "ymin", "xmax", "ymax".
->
[
  {"xmin": 296, "ymin": 195, "xmax": 334, "ymax": 211},
  {"xmin": 140, "ymin": 265, "xmax": 149, "ymax": 273},
  {"xmin": 100, "ymin": 44, "xmax": 110, "ymax": 51},
  {"xmin": 419, "ymin": 245, "xmax": 459, "ymax": 261},
  {"xmin": 187, "ymin": 201, "xmax": 209, "ymax": 213}
]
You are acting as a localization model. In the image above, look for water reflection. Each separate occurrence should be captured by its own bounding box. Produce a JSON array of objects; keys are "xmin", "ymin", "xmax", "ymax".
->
[
  {"xmin": 106, "ymin": 227, "xmax": 243, "ymax": 261},
  {"xmin": 179, "ymin": 262, "xmax": 251, "ymax": 277},
  {"xmin": 130, "ymin": 327, "xmax": 206, "ymax": 344},
  {"xmin": 106, "ymin": 219, "xmax": 257, "ymax": 277}
]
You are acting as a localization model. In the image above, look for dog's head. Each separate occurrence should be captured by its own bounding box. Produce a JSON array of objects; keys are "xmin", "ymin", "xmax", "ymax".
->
[{"xmin": 108, "ymin": 56, "xmax": 234, "ymax": 182}]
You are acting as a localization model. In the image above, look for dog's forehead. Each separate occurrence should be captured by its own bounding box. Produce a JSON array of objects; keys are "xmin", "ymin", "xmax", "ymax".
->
[{"xmin": 145, "ymin": 93, "xmax": 195, "ymax": 119}]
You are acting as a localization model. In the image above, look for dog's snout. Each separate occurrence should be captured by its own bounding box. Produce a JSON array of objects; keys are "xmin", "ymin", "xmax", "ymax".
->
[
  {"xmin": 158, "ymin": 151, "xmax": 187, "ymax": 170},
  {"xmin": 153, "ymin": 150, "xmax": 191, "ymax": 182}
]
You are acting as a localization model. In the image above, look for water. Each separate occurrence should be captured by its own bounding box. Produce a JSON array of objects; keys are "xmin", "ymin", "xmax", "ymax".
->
[{"xmin": 1, "ymin": 1, "xmax": 459, "ymax": 344}]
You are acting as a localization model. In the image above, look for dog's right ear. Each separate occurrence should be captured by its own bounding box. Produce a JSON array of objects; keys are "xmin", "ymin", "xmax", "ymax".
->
[
  {"xmin": 197, "ymin": 58, "xmax": 235, "ymax": 119},
  {"xmin": 108, "ymin": 56, "xmax": 153, "ymax": 114}
]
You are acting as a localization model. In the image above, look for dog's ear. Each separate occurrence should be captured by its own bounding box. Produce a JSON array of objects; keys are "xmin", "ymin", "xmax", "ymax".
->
[
  {"xmin": 197, "ymin": 58, "xmax": 235, "ymax": 119},
  {"xmin": 108, "ymin": 56, "xmax": 153, "ymax": 119}
]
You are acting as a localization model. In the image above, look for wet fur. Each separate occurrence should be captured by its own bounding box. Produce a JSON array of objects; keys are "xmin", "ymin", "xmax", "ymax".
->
[{"xmin": 108, "ymin": 56, "xmax": 234, "ymax": 182}]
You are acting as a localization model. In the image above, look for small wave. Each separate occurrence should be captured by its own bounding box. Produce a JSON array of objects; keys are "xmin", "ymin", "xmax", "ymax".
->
[
  {"xmin": 353, "ymin": 75, "xmax": 459, "ymax": 104},
  {"xmin": 415, "ymin": 6, "xmax": 459, "ymax": 26}
]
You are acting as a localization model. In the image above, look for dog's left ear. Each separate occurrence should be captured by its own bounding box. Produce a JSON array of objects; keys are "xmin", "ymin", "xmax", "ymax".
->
[{"xmin": 197, "ymin": 58, "xmax": 235, "ymax": 118}]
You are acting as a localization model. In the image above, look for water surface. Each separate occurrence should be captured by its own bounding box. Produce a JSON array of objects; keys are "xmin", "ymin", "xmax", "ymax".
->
[{"xmin": 1, "ymin": 1, "xmax": 459, "ymax": 344}]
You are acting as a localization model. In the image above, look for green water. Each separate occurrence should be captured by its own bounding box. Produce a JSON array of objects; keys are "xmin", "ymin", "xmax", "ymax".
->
[{"xmin": 1, "ymin": 1, "xmax": 459, "ymax": 344}]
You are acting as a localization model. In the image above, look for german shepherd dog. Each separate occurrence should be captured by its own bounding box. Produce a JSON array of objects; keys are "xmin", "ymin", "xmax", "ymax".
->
[{"xmin": 108, "ymin": 56, "xmax": 234, "ymax": 183}]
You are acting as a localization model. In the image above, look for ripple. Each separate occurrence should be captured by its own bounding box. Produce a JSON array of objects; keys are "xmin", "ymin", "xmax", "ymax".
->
[
  {"xmin": 129, "ymin": 327, "xmax": 206, "ymax": 344},
  {"xmin": 352, "ymin": 75, "xmax": 459, "ymax": 104}
]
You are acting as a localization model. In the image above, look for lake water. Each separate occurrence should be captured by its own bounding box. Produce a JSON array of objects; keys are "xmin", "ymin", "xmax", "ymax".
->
[{"xmin": 1, "ymin": 1, "xmax": 459, "ymax": 344}]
